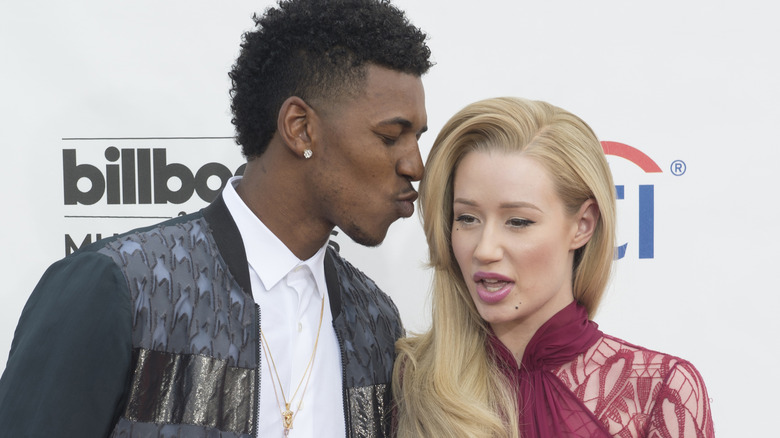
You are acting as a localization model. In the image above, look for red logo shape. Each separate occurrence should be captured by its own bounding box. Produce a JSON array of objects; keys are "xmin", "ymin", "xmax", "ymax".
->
[{"xmin": 601, "ymin": 141, "xmax": 662, "ymax": 173}]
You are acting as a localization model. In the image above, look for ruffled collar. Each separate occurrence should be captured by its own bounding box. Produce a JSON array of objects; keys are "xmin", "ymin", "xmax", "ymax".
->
[
  {"xmin": 487, "ymin": 301, "xmax": 609, "ymax": 437},
  {"xmin": 489, "ymin": 301, "xmax": 602, "ymax": 373}
]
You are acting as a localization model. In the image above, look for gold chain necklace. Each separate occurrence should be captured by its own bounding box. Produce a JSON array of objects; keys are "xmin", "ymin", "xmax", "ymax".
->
[{"xmin": 260, "ymin": 296, "xmax": 325, "ymax": 437}]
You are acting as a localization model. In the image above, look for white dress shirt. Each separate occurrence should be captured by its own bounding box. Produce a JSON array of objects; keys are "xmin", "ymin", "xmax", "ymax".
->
[{"xmin": 222, "ymin": 176, "xmax": 345, "ymax": 437}]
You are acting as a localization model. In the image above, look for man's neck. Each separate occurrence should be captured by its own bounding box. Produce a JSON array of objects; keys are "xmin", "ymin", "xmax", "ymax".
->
[{"xmin": 235, "ymin": 157, "xmax": 332, "ymax": 260}]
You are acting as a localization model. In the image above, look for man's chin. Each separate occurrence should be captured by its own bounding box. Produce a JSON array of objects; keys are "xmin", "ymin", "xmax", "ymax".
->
[{"xmin": 342, "ymin": 225, "xmax": 388, "ymax": 248}]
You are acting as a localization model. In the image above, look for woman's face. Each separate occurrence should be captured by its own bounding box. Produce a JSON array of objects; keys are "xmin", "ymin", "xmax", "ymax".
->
[{"xmin": 451, "ymin": 150, "xmax": 585, "ymax": 336}]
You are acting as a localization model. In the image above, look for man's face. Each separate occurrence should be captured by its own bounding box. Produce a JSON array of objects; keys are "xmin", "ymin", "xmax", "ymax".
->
[{"xmin": 307, "ymin": 65, "xmax": 427, "ymax": 246}]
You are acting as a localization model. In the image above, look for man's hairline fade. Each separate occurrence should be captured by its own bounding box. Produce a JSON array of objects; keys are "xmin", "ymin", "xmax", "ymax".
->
[{"xmin": 229, "ymin": 0, "xmax": 433, "ymax": 159}]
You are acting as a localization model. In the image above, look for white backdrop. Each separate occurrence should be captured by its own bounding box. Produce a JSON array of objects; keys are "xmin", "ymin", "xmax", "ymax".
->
[{"xmin": 2, "ymin": 1, "xmax": 778, "ymax": 435}]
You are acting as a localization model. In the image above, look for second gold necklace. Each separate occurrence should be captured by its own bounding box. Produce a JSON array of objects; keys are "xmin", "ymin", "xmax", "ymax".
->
[{"xmin": 260, "ymin": 296, "xmax": 325, "ymax": 437}]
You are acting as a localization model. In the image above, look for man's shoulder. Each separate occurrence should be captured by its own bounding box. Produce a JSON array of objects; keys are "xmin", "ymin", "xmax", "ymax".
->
[
  {"xmin": 74, "ymin": 211, "xmax": 209, "ymax": 256},
  {"xmin": 58, "ymin": 211, "xmax": 219, "ymax": 285}
]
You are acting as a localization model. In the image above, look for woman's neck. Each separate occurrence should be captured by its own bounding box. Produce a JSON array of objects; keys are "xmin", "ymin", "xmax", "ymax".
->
[{"xmin": 490, "ymin": 297, "xmax": 575, "ymax": 366}]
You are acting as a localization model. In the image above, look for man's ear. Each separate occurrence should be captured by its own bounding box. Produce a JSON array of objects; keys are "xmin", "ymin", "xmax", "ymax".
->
[
  {"xmin": 571, "ymin": 199, "xmax": 600, "ymax": 250},
  {"xmin": 277, "ymin": 96, "xmax": 313, "ymax": 159}
]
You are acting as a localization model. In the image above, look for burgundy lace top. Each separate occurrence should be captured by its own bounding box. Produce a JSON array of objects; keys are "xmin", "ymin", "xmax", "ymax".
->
[{"xmin": 490, "ymin": 302, "xmax": 714, "ymax": 437}]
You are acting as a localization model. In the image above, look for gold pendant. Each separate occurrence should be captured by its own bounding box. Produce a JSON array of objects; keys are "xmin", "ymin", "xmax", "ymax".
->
[{"xmin": 282, "ymin": 404, "xmax": 294, "ymax": 432}]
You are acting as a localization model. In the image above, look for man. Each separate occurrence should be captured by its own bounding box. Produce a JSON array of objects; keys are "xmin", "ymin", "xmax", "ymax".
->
[{"xmin": 0, "ymin": 0, "xmax": 432, "ymax": 436}]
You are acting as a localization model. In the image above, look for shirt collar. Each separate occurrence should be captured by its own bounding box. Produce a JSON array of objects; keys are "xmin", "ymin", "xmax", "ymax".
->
[{"xmin": 222, "ymin": 176, "xmax": 328, "ymax": 299}]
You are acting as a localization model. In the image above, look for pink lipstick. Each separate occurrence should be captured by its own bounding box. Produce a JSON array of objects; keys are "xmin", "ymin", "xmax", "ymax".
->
[{"xmin": 473, "ymin": 272, "xmax": 513, "ymax": 304}]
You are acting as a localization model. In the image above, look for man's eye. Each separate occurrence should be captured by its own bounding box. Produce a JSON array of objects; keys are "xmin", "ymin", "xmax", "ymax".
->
[{"xmin": 379, "ymin": 135, "xmax": 398, "ymax": 146}]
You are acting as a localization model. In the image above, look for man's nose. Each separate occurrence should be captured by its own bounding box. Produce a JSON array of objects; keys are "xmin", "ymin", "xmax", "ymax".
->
[{"xmin": 397, "ymin": 140, "xmax": 424, "ymax": 182}]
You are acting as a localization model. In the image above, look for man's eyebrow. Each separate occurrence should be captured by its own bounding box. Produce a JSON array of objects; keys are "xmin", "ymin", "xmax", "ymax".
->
[{"xmin": 378, "ymin": 117, "xmax": 428, "ymax": 135}]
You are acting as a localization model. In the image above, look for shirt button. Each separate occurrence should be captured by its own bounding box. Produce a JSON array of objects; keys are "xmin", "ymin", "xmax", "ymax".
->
[{"xmin": 297, "ymin": 322, "xmax": 303, "ymax": 332}]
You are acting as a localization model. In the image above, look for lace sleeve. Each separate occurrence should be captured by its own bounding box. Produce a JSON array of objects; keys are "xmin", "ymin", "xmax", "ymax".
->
[{"xmin": 647, "ymin": 360, "xmax": 715, "ymax": 437}]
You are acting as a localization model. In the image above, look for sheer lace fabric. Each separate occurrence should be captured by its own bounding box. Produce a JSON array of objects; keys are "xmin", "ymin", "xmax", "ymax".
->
[{"xmin": 490, "ymin": 302, "xmax": 714, "ymax": 437}]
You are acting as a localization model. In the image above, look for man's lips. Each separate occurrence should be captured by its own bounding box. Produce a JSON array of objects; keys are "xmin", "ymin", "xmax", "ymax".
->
[
  {"xmin": 398, "ymin": 190, "xmax": 418, "ymax": 203},
  {"xmin": 396, "ymin": 190, "xmax": 418, "ymax": 217},
  {"xmin": 473, "ymin": 272, "xmax": 514, "ymax": 304}
]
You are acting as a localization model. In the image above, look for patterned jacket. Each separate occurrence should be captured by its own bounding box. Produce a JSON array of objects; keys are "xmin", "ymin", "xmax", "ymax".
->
[{"xmin": 0, "ymin": 195, "xmax": 404, "ymax": 437}]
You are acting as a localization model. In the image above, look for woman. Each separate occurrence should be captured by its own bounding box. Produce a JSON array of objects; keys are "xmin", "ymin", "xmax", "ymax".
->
[{"xmin": 393, "ymin": 97, "xmax": 714, "ymax": 437}]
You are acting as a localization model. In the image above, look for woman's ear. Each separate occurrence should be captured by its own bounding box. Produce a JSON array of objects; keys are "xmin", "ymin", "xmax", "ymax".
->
[
  {"xmin": 571, "ymin": 199, "xmax": 599, "ymax": 250},
  {"xmin": 277, "ymin": 96, "xmax": 313, "ymax": 159}
]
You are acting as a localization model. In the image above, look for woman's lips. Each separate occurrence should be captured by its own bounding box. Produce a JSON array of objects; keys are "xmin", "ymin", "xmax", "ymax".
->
[{"xmin": 473, "ymin": 272, "xmax": 513, "ymax": 304}]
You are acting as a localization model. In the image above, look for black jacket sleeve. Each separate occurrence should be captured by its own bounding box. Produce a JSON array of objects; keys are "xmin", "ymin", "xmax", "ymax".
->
[{"xmin": 0, "ymin": 251, "xmax": 133, "ymax": 437}]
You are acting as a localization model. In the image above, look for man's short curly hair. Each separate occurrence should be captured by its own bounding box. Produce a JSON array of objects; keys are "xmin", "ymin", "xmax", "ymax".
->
[{"xmin": 229, "ymin": 0, "xmax": 433, "ymax": 158}]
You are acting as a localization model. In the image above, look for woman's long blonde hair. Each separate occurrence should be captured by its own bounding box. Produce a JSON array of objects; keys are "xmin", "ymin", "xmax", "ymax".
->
[{"xmin": 393, "ymin": 97, "xmax": 616, "ymax": 437}]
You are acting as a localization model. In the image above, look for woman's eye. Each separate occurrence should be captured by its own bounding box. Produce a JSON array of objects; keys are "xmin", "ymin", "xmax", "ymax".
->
[
  {"xmin": 508, "ymin": 218, "xmax": 533, "ymax": 228},
  {"xmin": 454, "ymin": 214, "xmax": 478, "ymax": 225}
]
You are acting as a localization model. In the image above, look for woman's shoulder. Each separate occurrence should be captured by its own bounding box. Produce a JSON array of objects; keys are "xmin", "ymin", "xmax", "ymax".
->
[
  {"xmin": 578, "ymin": 332, "xmax": 709, "ymax": 386},
  {"xmin": 594, "ymin": 333, "xmax": 690, "ymax": 368},
  {"xmin": 553, "ymin": 331, "xmax": 712, "ymax": 409},
  {"xmin": 554, "ymin": 332, "xmax": 714, "ymax": 436}
]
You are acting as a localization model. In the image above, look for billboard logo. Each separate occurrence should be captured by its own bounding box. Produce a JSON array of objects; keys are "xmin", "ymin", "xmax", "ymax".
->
[
  {"xmin": 601, "ymin": 141, "xmax": 662, "ymax": 260},
  {"xmin": 63, "ymin": 147, "xmax": 245, "ymax": 205}
]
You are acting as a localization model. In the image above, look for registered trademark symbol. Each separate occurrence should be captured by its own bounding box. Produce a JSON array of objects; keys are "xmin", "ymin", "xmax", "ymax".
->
[{"xmin": 670, "ymin": 160, "xmax": 686, "ymax": 176}]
